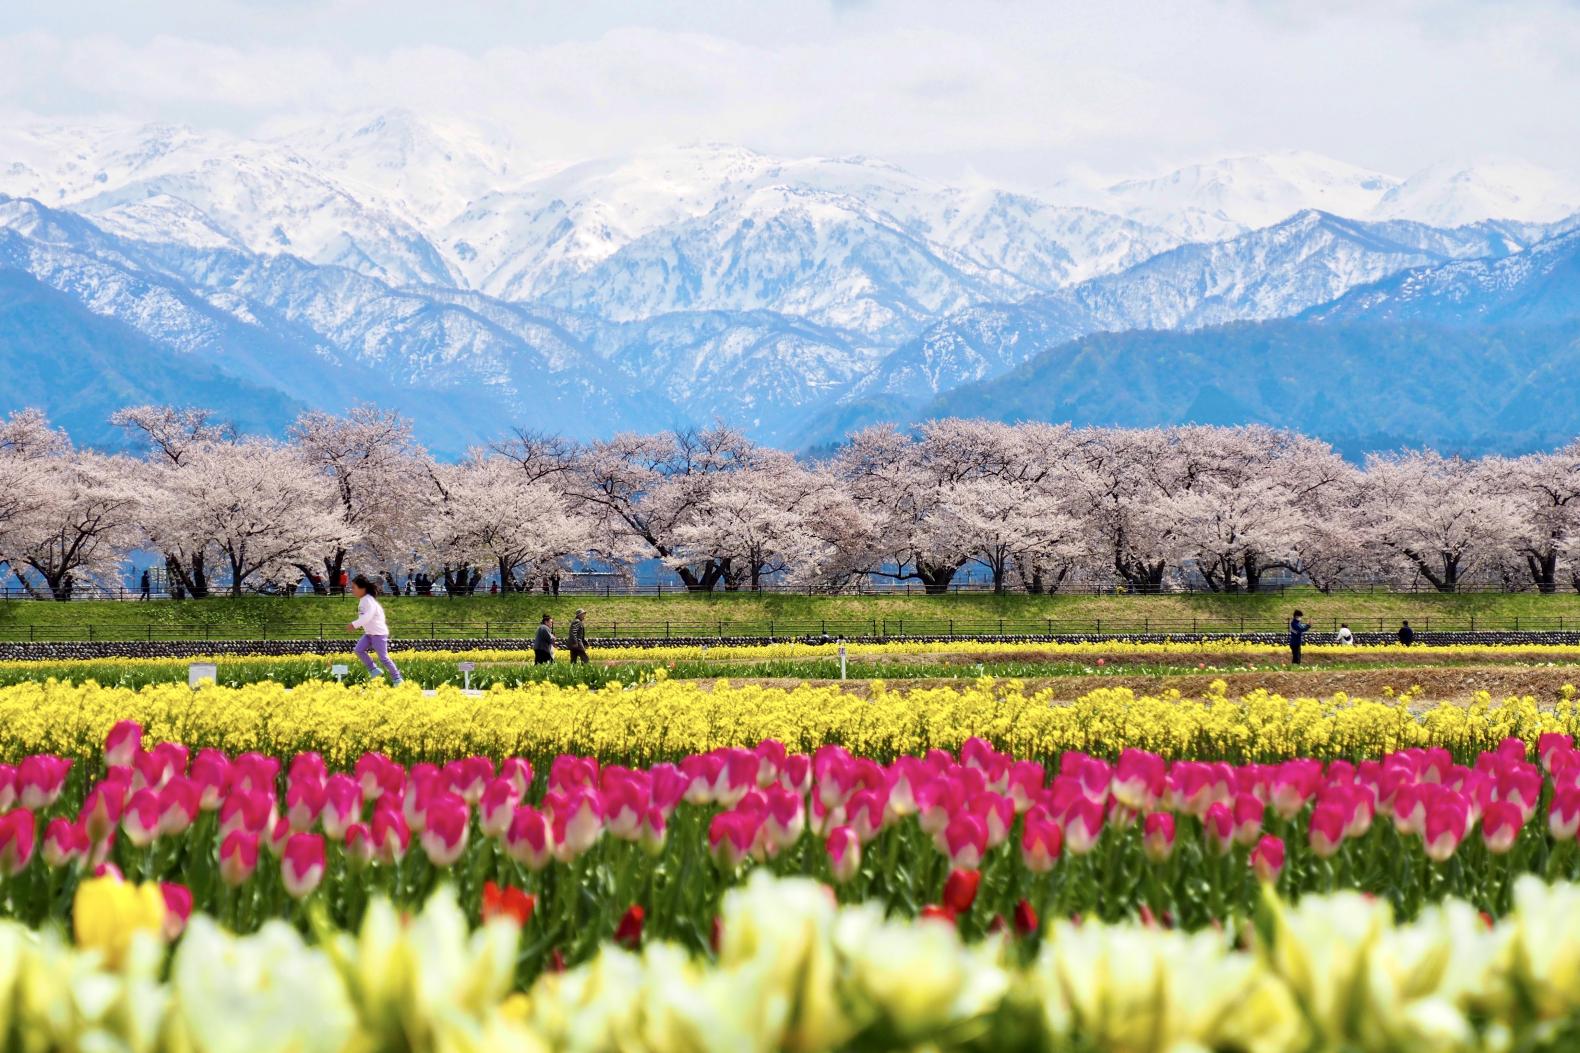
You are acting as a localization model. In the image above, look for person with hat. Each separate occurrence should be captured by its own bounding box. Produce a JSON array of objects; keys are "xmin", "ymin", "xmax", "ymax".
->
[{"xmin": 568, "ymin": 607, "xmax": 590, "ymax": 665}]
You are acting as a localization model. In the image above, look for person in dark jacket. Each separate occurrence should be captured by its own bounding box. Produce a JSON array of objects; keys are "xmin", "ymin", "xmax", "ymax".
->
[
  {"xmin": 568, "ymin": 608, "xmax": 590, "ymax": 665},
  {"xmin": 1289, "ymin": 609, "xmax": 1310, "ymax": 665},
  {"xmin": 1398, "ymin": 620, "xmax": 1415, "ymax": 646},
  {"xmin": 533, "ymin": 614, "xmax": 556, "ymax": 665},
  {"xmin": 139, "ymin": 569, "xmax": 152, "ymax": 601}
]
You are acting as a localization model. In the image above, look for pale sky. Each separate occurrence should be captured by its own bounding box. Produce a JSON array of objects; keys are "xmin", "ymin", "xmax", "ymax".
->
[{"xmin": 4, "ymin": 0, "xmax": 1580, "ymax": 186}]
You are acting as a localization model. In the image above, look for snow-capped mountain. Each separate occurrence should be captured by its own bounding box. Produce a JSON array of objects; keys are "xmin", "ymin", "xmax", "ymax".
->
[
  {"xmin": 1083, "ymin": 150, "xmax": 1580, "ymax": 240},
  {"xmin": 842, "ymin": 209, "xmax": 1549, "ymax": 405},
  {"xmin": 1092, "ymin": 151, "xmax": 1400, "ymax": 240},
  {"xmin": 3, "ymin": 109, "xmax": 1580, "ymax": 453}
]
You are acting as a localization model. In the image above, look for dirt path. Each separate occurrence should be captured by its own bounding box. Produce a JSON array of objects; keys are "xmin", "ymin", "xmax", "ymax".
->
[{"xmin": 701, "ymin": 665, "xmax": 1580, "ymax": 704}]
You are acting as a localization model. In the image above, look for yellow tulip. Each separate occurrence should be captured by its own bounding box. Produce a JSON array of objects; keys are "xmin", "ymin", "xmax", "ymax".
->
[{"xmin": 72, "ymin": 876, "xmax": 167, "ymax": 969}]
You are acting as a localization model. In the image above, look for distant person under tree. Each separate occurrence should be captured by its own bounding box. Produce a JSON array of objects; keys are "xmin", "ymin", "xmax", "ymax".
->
[
  {"xmin": 1398, "ymin": 620, "xmax": 1415, "ymax": 646},
  {"xmin": 1335, "ymin": 623, "xmax": 1354, "ymax": 645}
]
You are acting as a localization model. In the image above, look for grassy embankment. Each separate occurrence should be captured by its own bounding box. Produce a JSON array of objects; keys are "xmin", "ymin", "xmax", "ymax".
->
[{"xmin": 6, "ymin": 589, "xmax": 1580, "ymax": 641}]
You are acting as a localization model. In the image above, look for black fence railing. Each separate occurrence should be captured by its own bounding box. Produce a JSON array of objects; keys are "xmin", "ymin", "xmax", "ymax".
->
[
  {"xmin": 0, "ymin": 613, "xmax": 1576, "ymax": 644},
  {"xmin": 1, "ymin": 580, "xmax": 1576, "ymax": 602}
]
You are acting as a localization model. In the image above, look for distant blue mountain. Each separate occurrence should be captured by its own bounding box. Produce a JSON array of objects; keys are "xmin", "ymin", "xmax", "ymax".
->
[{"xmin": 924, "ymin": 227, "xmax": 1580, "ymax": 456}]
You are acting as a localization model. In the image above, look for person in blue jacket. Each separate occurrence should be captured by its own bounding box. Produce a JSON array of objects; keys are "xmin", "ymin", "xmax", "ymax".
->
[{"xmin": 1288, "ymin": 609, "xmax": 1310, "ymax": 665}]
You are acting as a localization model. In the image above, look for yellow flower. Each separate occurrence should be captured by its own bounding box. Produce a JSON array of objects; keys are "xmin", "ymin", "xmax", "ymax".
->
[{"xmin": 72, "ymin": 877, "xmax": 166, "ymax": 969}]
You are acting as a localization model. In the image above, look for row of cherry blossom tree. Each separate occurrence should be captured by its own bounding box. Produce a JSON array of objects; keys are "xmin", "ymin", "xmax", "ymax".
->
[{"xmin": 1, "ymin": 406, "xmax": 1578, "ymax": 599}]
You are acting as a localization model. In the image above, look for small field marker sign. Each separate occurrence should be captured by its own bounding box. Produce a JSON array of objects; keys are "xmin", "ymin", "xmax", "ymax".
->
[{"xmin": 188, "ymin": 662, "xmax": 217, "ymax": 689}]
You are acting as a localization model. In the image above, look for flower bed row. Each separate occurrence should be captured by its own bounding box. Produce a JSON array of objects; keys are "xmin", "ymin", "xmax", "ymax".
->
[
  {"xmin": 12, "ymin": 869, "xmax": 1580, "ymax": 1053},
  {"xmin": 8, "ymin": 719, "xmax": 1580, "ymax": 953},
  {"xmin": 2, "ymin": 679, "xmax": 1578, "ymax": 769}
]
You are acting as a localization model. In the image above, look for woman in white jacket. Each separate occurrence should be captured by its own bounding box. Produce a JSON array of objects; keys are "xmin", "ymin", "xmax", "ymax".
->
[{"xmin": 346, "ymin": 574, "xmax": 404, "ymax": 685}]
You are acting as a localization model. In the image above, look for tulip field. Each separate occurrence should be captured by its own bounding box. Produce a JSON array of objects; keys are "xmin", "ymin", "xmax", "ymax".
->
[{"xmin": 9, "ymin": 663, "xmax": 1580, "ymax": 1048}]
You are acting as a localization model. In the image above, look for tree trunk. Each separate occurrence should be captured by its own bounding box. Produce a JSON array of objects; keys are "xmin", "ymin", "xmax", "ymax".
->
[
  {"xmin": 915, "ymin": 561, "xmax": 959, "ymax": 595},
  {"xmin": 1526, "ymin": 549, "xmax": 1558, "ymax": 594}
]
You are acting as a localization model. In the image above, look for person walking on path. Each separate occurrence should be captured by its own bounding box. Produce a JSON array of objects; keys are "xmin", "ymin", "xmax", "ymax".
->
[
  {"xmin": 534, "ymin": 614, "xmax": 557, "ymax": 665},
  {"xmin": 346, "ymin": 574, "xmax": 403, "ymax": 686},
  {"xmin": 1289, "ymin": 609, "xmax": 1310, "ymax": 665},
  {"xmin": 1335, "ymin": 623, "xmax": 1354, "ymax": 645},
  {"xmin": 568, "ymin": 608, "xmax": 590, "ymax": 665},
  {"xmin": 139, "ymin": 569, "xmax": 151, "ymax": 601},
  {"xmin": 1398, "ymin": 620, "xmax": 1415, "ymax": 646}
]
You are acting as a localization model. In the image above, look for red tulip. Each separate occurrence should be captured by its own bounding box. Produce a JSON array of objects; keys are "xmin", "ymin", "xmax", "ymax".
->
[
  {"xmin": 614, "ymin": 904, "xmax": 645, "ymax": 949},
  {"xmin": 1013, "ymin": 898, "xmax": 1039, "ymax": 937},
  {"xmin": 942, "ymin": 868, "xmax": 981, "ymax": 914},
  {"xmin": 481, "ymin": 881, "xmax": 537, "ymax": 927}
]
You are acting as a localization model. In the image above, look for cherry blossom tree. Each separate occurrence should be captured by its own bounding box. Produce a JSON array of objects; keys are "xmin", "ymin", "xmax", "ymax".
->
[
  {"xmin": 571, "ymin": 426, "xmax": 758, "ymax": 591},
  {"xmin": 288, "ymin": 407, "xmax": 427, "ymax": 591},
  {"xmin": 1494, "ymin": 444, "xmax": 1580, "ymax": 592},
  {"xmin": 112, "ymin": 405, "xmax": 245, "ymax": 598},
  {"xmin": 1362, "ymin": 450, "xmax": 1521, "ymax": 592},
  {"xmin": 428, "ymin": 456, "xmax": 596, "ymax": 592},
  {"xmin": 0, "ymin": 411, "xmax": 63, "ymax": 589},
  {"xmin": 6, "ymin": 450, "xmax": 141, "ymax": 600},
  {"xmin": 152, "ymin": 441, "xmax": 350, "ymax": 597}
]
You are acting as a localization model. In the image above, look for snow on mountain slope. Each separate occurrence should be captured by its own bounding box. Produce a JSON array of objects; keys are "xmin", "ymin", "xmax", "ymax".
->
[
  {"xmin": 1095, "ymin": 151, "xmax": 1399, "ymax": 239},
  {"xmin": 0, "ymin": 119, "xmax": 459, "ymax": 288},
  {"xmin": 1373, "ymin": 161, "xmax": 1580, "ymax": 228},
  {"xmin": 1305, "ymin": 227, "xmax": 1580, "ymax": 327},
  {"xmin": 1087, "ymin": 150, "xmax": 1580, "ymax": 237},
  {"xmin": 851, "ymin": 210, "xmax": 1539, "ymax": 402}
]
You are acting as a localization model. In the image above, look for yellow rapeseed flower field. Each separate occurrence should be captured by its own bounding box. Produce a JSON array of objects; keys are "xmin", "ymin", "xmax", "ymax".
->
[{"xmin": 1, "ymin": 677, "xmax": 1573, "ymax": 766}]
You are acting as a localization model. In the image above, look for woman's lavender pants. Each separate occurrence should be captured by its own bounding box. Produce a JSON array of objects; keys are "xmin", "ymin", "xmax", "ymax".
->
[{"xmin": 354, "ymin": 634, "xmax": 403, "ymax": 684}]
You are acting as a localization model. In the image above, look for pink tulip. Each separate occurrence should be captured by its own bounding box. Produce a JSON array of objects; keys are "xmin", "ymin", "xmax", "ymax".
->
[
  {"xmin": 1005, "ymin": 761, "xmax": 1046, "ymax": 814},
  {"xmin": 288, "ymin": 752, "xmax": 328, "ymax": 788},
  {"xmin": 1250, "ymin": 835, "xmax": 1285, "ymax": 882},
  {"xmin": 549, "ymin": 755, "xmax": 599, "ymax": 794},
  {"xmin": 754, "ymin": 739, "xmax": 788, "ymax": 788},
  {"xmin": 782, "ymin": 754, "xmax": 812, "ymax": 795},
  {"xmin": 190, "ymin": 749, "xmax": 230, "ymax": 811},
  {"xmin": 549, "ymin": 787, "xmax": 604, "ymax": 862},
  {"xmin": 318, "ymin": 774, "xmax": 361, "ymax": 840},
  {"xmin": 1202, "ymin": 802, "xmax": 1234, "ymax": 855},
  {"xmin": 42, "ymin": 817, "xmax": 87, "ymax": 868},
  {"xmin": 0, "ymin": 766, "xmax": 14, "ymax": 811},
  {"xmin": 219, "ymin": 830, "xmax": 260, "ymax": 886},
  {"xmin": 846, "ymin": 789, "xmax": 887, "ymax": 844},
  {"xmin": 504, "ymin": 806, "xmax": 553, "ymax": 870},
  {"xmin": 1550, "ymin": 787, "xmax": 1580, "ymax": 841},
  {"xmin": 1482, "ymin": 801, "xmax": 1524, "ymax": 855},
  {"xmin": 1021, "ymin": 808, "xmax": 1063, "ymax": 873},
  {"xmin": 285, "ymin": 776, "xmax": 326, "ymax": 832},
  {"xmin": 885, "ymin": 757, "xmax": 928, "ymax": 817},
  {"xmin": 709, "ymin": 810, "xmax": 759, "ymax": 869},
  {"xmin": 1232, "ymin": 792, "xmax": 1265, "ymax": 846},
  {"xmin": 761, "ymin": 786, "xmax": 806, "ymax": 854},
  {"xmin": 18, "ymin": 755, "xmax": 71, "ymax": 810},
  {"xmin": 647, "ymin": 763, "xmax": 688, "ymax": 816},
  {"xmin": 1424, "ymin": 795, "xmax": 1470, "ymax": 862},
  {"xmin": 104, "ymin": 720, "xmax": 143, "ymax": 768},
  {"xmin": 599, "ymin": 776, "xmax": 648, "ymax": 842},
  {"xmin": 1062, "ymin": 797, "xmax": 1105, "ymax": 856},
  {"xmin": 371, "ymin": 803, "xmax": 411, "ymax": 864},
  {"xmin": 941, "ymin": 812, "xmax": 988, "ymax": 869},
  {"xmin": 1308, "ymin": 800, "xmax": 1347, "ymax": 859},
  {"xmin": 420, "ymin": 793, "xmax": 470, "ymax": 867},
  {"xmin": 80, "ymin": 782, "xmax": 125, "ymax": 844},
  {"xmin": 1112, "ymin": 750, "xmax": 1166, "ymax": 811},
  {"xmin": 1539, "ymin": 733, "xmax": 1574, "ymax": 773},
  {"xmin": 157, "ymin": 778, "xmax": 199, "ymax": 837},
  {"xmin": 231, "ymin": 753, "xmax": 281, "ymax": 796},
  {"xmin": 500, "ymin": 757, "xmax": 533, "ymax": 797},
  {"xmin": 1270, "ymin": 759, "xmax": 1322, "ymax": 819},
  {"xmin": 916, "ymin": 776, "xmax": 964, "ymax": 837},
  {"xmin": 446, "ymin": 756, "xmax": 495, "ymax": 805},
  {"xmin": 219, "ymin": 789, "xmax": 272, "ymax": 839},
  {"xmin": 0, "ymin": 810, "xmax": 36, "ymax": 875},
  {"xmin": 344, "ymin": 823, "xmax": 374, "ymax": 868},
  {"xmin": 1143, "ymin": 812, "xmax": 1176, "ymax": 862},
  {"xmin": 266, "ymin": 815, "xmax": 293, "ymax": 857},
  {"xmin": 826, "ymin": 825, "xmax": 861, "ymax": 883},
  {"xmin": 122, "ymin": 789, "xmax": 162, "ymax": 847},
  {"xmin": 161, "ymin": 882, "xmax": 193, "ymax": 939},
  {"xmin": 281, "ymin": 833, "xmax": 326, "ymax": 899}
]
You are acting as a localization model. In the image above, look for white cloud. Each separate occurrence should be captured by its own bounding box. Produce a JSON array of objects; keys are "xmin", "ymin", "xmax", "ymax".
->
[{"xmin": 4, "ymin": 0, "xmax": 1580, "ymax": 186}]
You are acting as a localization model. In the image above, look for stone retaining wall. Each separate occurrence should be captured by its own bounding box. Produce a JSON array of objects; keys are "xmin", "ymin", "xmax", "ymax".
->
[{"xmin": 3, "ymin": 630, "xmax": 1579, "ymax": 661}]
